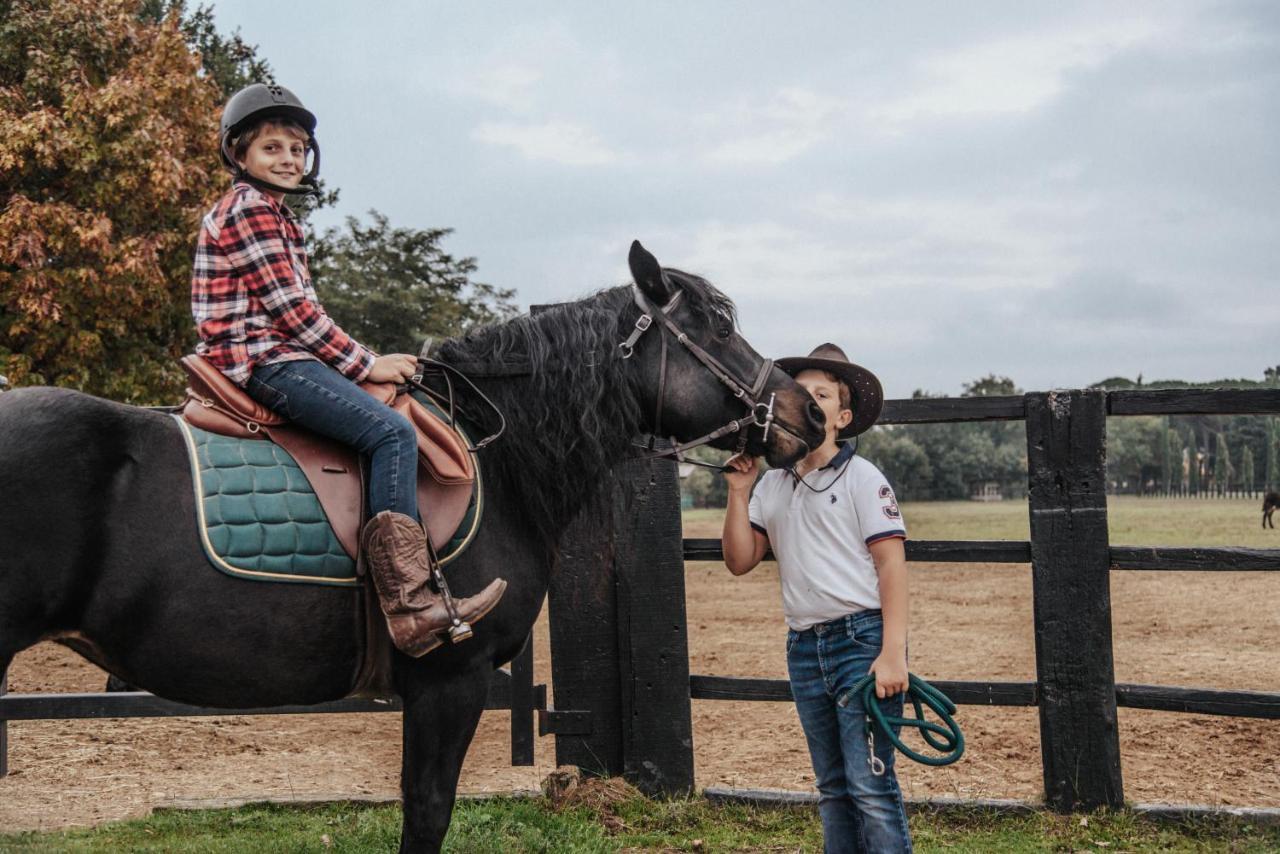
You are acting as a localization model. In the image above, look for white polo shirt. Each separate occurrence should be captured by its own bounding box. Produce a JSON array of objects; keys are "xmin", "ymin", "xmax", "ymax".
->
[{"xmin": 748, "ymin": 443, "xmax": 907, "ymax": 631}]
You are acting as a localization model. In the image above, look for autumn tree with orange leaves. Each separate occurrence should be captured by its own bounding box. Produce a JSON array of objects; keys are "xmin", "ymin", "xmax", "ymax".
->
[{"xmin": 0, "ymin": 0, "xmax": 225, "ymax": 402}]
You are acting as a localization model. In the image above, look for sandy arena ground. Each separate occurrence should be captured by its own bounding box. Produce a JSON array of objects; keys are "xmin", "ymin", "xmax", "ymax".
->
[{"xmin": 1, "ymin": 520, "xmax": 1278, "ymax": 832}]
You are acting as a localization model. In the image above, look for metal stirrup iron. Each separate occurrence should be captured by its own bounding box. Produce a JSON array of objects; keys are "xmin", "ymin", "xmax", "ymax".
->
[{"xmin": 424, "ymin": 534, "xmax": 472, "ymax": 642}]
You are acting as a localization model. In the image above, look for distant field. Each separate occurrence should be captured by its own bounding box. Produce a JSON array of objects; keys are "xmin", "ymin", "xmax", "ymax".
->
[{"xmin": 682, "ymin": 495, "xmax": 1280, "ymax": 547}]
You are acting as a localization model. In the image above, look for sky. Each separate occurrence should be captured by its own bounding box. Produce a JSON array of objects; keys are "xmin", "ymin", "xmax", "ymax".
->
[{"xmin": 207, "ymin": 1, "xmax": 1279, "ymax": 398}]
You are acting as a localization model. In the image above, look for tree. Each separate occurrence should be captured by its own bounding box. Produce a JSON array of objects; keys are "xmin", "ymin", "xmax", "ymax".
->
[
  {"xmin": 140, "ymin": 1, "xmax": 271, "ymax": 97},
  {"xmin": 1213, "ymin": 432, "xmax": 1231, "ymax": 496},
  {"xmin": 0, "ymin": 0, "xmax": 225, "ymax": 402},
  {"xmin": 859, "ymin": 428, "xmax": 933, "ymax": 500},
  {"xmin": 1188, "ymin": 434, "xmax": 1201, "ymax": 496},
  {"xmin": 1264, "ymin": 419, "xmax": 1274, "ymax": 486},
  {"xmin": 311, "ymin": 211, "xmax": 517, "ymax": 354},
  {"xmin": 1240, "ymin": 446, "xmax": 1255, "ymax": 497}
]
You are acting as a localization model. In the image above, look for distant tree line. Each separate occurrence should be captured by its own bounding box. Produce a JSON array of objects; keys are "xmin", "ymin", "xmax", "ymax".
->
[{"xmin": 679, "ymin": 369, "xmax": 1280, "ymax": 508}]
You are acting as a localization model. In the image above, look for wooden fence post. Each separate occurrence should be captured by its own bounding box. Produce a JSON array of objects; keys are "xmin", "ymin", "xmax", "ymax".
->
[
  {"xmin": 614, "ymin": 452, "xmax": 695, "ymax": 795},
  {"xmin": 1025, "ymin": 390, "xmax": 1124, "ymax": 811},
  {"xmin": 1, "ymin": 668, "xmax": 7, "ymax": 778},
  {"xmin": 546, "ymin": 453, "xmax": 695, "ymax": 795},
  {"xmin": 547, "ymin": 492, "xmax": 626, "ymax": 777}
]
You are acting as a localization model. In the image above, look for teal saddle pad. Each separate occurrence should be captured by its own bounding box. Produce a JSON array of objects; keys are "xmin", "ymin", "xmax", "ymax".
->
[{"xmin": 172, "ymin": 401, "xmax": 481, "ymax": 587}]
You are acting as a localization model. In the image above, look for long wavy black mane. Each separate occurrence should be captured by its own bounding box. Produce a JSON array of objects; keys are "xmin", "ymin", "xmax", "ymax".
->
[{"xmin": 436, "ymin": 272, "xmax": 736, "ymax": 549}]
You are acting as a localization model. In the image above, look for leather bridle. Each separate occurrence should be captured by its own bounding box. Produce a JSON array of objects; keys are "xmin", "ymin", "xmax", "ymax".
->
[{"xmin": 621, "ymin": 285, "xmax": 811, "ymax": 469}]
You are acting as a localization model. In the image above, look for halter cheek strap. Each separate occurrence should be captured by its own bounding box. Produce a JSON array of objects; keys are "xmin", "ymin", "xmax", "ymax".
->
[{"xmin": 621, "ymin": 285, "xmax": 808, "ymax": 469}]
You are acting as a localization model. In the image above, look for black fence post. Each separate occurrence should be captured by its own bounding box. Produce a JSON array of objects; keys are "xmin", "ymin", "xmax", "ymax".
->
[
  {"xmin": 0, "ymin": 668, "xmax": 7, "ymax": 778},
  {"xmin": 509, "ymin": 635, "xmax": 534, "ymax": 766},
  {"xmin": 1025, "ymin": 390, "xmax": 1124, "ymax": 811},
  {"xmin": 545, "ymin": 453, "xmax": 695, "ymax": 794},
  {"xmin": 614, "ymin": 451, "xmax": 695, "ymax": 796}
]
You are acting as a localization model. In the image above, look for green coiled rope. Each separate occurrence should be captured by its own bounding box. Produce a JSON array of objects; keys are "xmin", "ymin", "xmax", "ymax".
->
[{"xmin": 843, "ymin": 673, "xmax": 965, "ymax": 771}]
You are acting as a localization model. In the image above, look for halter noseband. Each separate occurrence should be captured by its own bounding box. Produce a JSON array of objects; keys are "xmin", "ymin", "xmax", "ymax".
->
[{"xmin": 621, "ymin": 284, "xmax": 808, "ymax": 469}]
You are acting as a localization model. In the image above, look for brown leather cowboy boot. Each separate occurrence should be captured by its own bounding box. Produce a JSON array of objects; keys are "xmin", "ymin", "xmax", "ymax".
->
[{"xmin": 361, "ymin": 510, "xmax": 507, "ymax": 657}]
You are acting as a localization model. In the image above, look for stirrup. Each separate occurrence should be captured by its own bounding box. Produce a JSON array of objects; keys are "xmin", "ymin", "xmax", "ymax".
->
[{"xmin": 425, "ymin": 528, "xmax": 471, "ymax": 644}]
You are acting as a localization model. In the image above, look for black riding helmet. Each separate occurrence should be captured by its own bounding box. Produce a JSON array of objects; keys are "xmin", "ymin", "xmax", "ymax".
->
[{"xmin": 219, "ymin": 83, "xmax": 321, "ymax": 196}]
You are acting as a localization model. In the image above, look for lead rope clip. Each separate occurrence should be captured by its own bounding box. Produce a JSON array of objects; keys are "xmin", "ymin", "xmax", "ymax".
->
[{"xmin": 867, "ymin": 725, "xmax": 885, "ymax": 776}]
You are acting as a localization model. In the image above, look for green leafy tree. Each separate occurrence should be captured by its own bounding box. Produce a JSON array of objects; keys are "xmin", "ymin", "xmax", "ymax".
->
[
  {"xmin": 1160, "ymin": 422, "xmax": 1174, "ymax": 494},
  {"xmin": 859, "ymin": 428, "xmax": 933, "ymax": 500},
  {"xmin": 1240, "ymin": 446, "xmax": 1255, "ymax": 497},
  {"xmin": 311, "ymin": 211, "xmax": 517, "ymax": 354},
  {"xmin": 1264, "ymin": 419, "xmax": 1274, "ymax": 486},
  {"xmin": 1188, "ymin": 434, "xmax": 1201, "ymax": 496},
  {"xmin": 139, "ymin": 1, "xmax": 271, "ymax": 96},
  {"xmin": 1213, "ymin": 432, "xmax": 1231, "ymax": 496}
]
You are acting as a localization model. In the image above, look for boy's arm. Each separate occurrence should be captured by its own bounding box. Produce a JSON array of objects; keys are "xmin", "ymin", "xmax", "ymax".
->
[
  {"xmin": 229, "ymin": 200, "xmax": 376, "ymax": 381},
  {"xmin": 868, "ymin": 536, "xmax": 909, "ymax": 698},
  {"xmin": 722, "ymin": 454, "xmax": 769, "ymax": 575}
]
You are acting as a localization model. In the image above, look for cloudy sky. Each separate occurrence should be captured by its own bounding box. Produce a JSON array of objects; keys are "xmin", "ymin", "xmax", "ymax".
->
[{"xmin": 210, "ymin": 1, "xmax": 1278, "ymax": 398}]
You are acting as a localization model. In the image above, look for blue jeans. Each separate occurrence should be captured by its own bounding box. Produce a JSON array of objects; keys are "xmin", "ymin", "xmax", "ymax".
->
[
  {"xmin": 787, "ymin": 610, "xmax": 912, "ymax": 853},
  {"xmin": 246, "ymin": 359, "xmax": 419, "ymax": 519}
]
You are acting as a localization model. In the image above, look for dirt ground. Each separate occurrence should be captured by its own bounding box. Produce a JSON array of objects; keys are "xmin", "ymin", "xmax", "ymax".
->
[{"xmin": 2, "ymin": 517, "xmax": 1278, "ymax": 832}]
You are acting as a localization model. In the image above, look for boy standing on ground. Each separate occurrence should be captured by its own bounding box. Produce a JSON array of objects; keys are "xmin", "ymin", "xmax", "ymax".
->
[{"xmin": 722, "ymin": 343, "xmax": 912, "ymax": 853}]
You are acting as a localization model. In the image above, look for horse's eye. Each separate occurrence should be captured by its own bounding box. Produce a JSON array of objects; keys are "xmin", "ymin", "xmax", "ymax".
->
[{"xmin": 716, "ymin": 325, "xmax": 732, "ymax": 340}]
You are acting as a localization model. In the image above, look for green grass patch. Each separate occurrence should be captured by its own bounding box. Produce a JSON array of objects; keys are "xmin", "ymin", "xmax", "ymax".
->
[{"xmin": 2, "ymin": 796, "xmax": 1278, "ymax": 853}]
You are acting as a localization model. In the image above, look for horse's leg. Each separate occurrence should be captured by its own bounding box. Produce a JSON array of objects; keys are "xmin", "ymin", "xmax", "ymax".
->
[{"xmin": 397, "ymin": 659, "xmax": 491, "ymax": 853}]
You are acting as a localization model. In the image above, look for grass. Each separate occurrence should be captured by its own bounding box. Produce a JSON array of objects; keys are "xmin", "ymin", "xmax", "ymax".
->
[
  {"xmin": 2, "ymin": 795, "xmax": 1278, "ymax": 852},
  {"xmin": 684, "ymin": 495, "xmax": 1280, "ymax": 548}
]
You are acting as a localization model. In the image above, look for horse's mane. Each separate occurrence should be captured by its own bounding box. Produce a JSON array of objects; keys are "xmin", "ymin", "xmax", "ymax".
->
[{"xmin": 436, "ymin": 271, "xmax": 736, "ymax": 549}]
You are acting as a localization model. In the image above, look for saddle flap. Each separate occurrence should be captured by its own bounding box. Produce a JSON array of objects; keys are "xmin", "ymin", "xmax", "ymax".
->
[
  {"xmin": 395, "ymin": 394, "xmax": 474, "ymax": 485},
  {"xmin": 180, "ymin": 354, "xmax": 287, "ymax": 429}
]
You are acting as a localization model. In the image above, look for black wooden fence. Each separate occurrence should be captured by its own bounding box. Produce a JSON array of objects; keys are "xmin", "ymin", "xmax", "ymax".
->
[
  {"xmin": 545, "ymin": 387, "xmax": 1280, "ymax": 812},
  {"xmin": 0, "ymin": 639, "xmax": 537, "ymax": 778},
  {"xmin": 3, "ymin": 387, "xmax": 1279, "ymax": 811}
]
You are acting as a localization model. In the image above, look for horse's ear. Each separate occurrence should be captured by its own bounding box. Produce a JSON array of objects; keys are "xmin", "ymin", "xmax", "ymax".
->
[{"xmin": 629, "ymin": 240, "xmax": 674, "ymax": 305}]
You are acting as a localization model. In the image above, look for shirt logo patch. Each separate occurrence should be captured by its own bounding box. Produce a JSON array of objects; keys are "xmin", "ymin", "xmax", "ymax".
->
[
  {"xmin": 879, "ymin": 484, "xmax": 901, "ymax": 519},
  {"xmin": 830, "ymin": 495, "xmax": 838, "ymax": 504}
]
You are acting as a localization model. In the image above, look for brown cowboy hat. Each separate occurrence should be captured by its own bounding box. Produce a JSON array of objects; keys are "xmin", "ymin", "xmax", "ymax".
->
[{"xmin": 775, "ymin": 343, "xmax": 884, "ymax": 440}]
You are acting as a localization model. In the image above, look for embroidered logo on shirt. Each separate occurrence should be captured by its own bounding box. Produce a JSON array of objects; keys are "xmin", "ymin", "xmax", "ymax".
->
[
  {"xmin": 830, "ymin": 495, "xmax": 838, "ymax": 504},
  {"xmin": 879, "ymin": 484, "xmax": 901, "ymax": 519}
]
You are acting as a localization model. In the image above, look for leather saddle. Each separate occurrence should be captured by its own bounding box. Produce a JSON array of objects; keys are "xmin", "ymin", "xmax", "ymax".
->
[{"xmin": 177, "ymin": 355, "xmax": 475, "ymax": 559}]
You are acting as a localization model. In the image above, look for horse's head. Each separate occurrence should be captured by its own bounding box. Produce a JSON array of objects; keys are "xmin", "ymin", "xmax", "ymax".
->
[{"xmin": 625, "ymin": 241, "xmax": 826, "ymax": 468}]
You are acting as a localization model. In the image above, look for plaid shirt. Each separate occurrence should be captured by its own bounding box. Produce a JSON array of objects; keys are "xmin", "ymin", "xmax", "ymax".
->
[{"xmin": 192, "ymin": 183, "xmax": 375, "ymax": 387}]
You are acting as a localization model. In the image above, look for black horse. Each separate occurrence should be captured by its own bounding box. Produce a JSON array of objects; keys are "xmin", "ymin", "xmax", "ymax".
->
[
  {"xmin": 1264, "ymin": 491, "xmax": 1280, "ymax": 529},
  {"xmin": 0, "ymin": 242, "xmax": 824, "ymax": 851}
]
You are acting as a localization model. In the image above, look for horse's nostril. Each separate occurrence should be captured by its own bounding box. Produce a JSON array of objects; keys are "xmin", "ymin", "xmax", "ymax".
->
[{"xmin": 807, "ymin": 400, "xmax": 825, "ymax": 428}]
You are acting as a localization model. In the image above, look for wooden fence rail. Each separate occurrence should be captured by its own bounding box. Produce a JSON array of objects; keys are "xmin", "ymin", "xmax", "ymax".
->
[{"xmin": 0, "ymin": 635, "xmax": 537, "ymax": 778}]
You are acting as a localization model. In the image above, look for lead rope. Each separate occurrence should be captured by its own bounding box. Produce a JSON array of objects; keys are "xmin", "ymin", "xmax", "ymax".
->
[{"xmin": 839, "ymin": 673, "xmax": 965, "ymax": 774}]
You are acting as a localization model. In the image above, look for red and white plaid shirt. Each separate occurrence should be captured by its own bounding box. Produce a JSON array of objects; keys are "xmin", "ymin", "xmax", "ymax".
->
[{"xmin": 192, "ymin": 182, "xmax": 375, "ymax": 387}]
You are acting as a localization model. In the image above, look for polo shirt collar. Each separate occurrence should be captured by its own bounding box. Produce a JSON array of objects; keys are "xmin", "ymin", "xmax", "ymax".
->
[{"xmin": 820, "ymin": 441, "xmax": 856, "ymax": 471}]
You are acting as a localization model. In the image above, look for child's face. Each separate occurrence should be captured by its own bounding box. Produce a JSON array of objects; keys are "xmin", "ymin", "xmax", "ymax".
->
[
  {"xmin": 795, "ymin": 369, "xmax": 852, "ymax": 443},
  {"xmin": 236, "ymin": 123, "xmax": 308, "ymax": 195}
]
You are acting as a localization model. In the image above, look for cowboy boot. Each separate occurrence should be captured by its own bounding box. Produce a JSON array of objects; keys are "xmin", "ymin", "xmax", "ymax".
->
[{"xmin": 361, "ymin": 510, "xmax": 507, "ymax": 657}]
